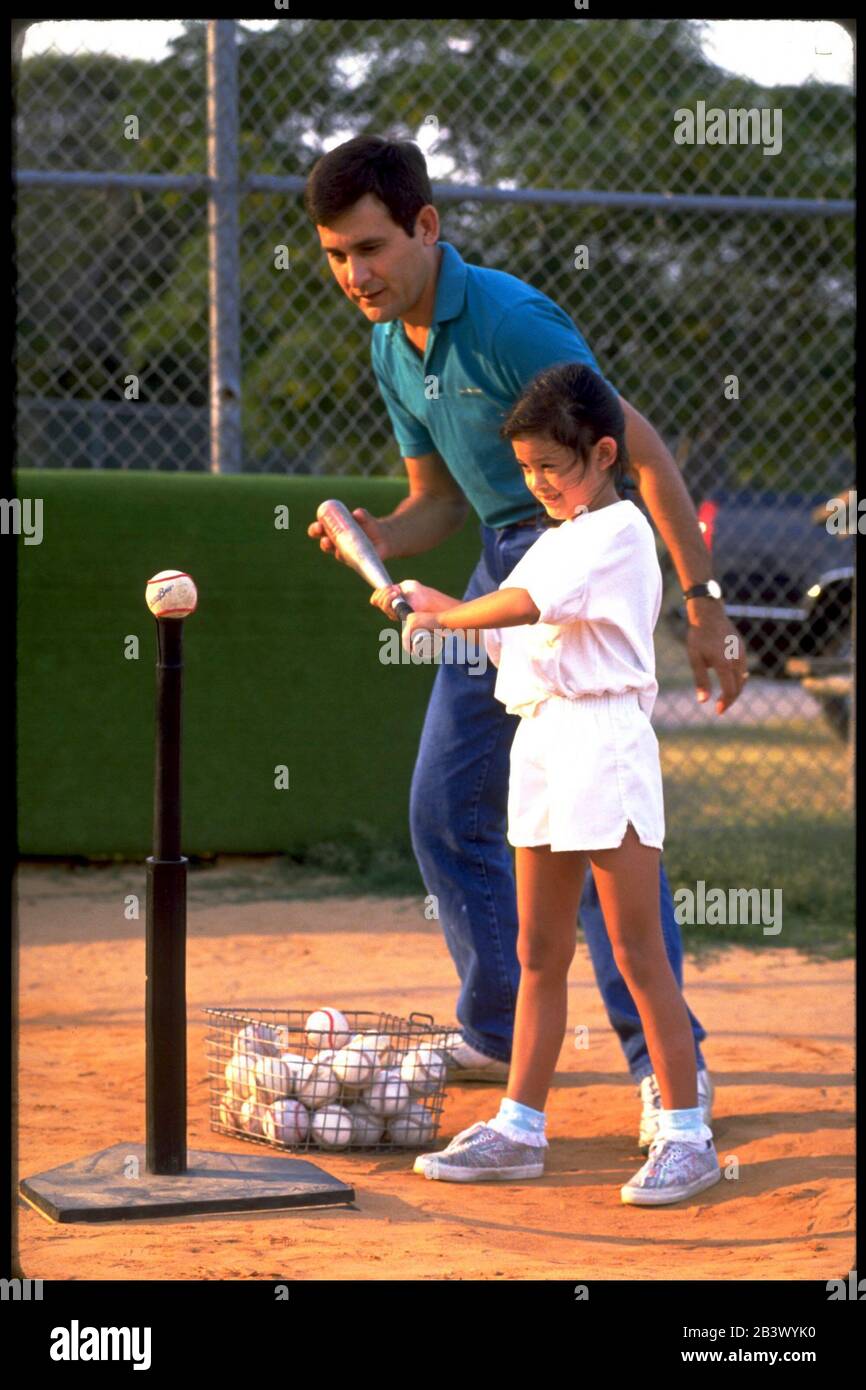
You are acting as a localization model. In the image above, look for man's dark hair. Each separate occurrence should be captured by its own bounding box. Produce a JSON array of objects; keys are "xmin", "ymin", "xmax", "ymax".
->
[
  {"xmin": 303, "ymin": 135, "xmax": 435, "ymax": 239},
  {"xmin": 499, "ymin": 361, "xmax": 629, "ymax": 491}
]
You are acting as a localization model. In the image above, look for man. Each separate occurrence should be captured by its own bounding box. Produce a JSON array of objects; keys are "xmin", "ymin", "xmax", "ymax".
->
[{"xmin": 305, "ymin": 136, "xmax": 747, "ymax": 1149}]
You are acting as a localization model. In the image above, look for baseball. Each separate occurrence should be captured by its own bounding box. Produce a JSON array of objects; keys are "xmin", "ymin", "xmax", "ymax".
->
[
  {"xmin": 240, "ymin": 1096, "xmax": 267, "ymax": 1136},
  {"xmin": 295, "ymin": 1060, "xmax": 340, "ymax": 1110},
  {"xmin": 280, "ymin": 1052, "xmax": 308, "ymax": 1091},
  {"xmin": 364, "ymin": 1066, "xmax": 412, "ymax": 1118},
  {"xmin": 400, "ymin": 1046, "xmax": 446, "ymax": 1097},
  {"xmin": 305, "ymin": 1008, "xmax": 351, "ymax": 1050},
  {"xmin": 350, "ymin": 1031, "xmax": 393, "ymax": 1065},
  {"xmin": 224, "ymin": 1052, "xmax": 258, "ymax": 1099},
  {"xmin": 145, "ymin": 569, "xmax": 198, "ymax": 619},
  {"xmin": 217, "ymin": 1090, "xmax": 243, "ymax": 1131},
  {"xmin": 310, "ymin": 1048, "xmax": 338, "ymax": 1067},
  {"xmin": 347, "ymin": 1101, "xmax": 385, "ymax": 1145},
  {"xmin": 331, "ymin": 1045, "xmax": 378, "ymax": 1089},
  {"xmin": 252, "ymin": 1054, "xmax": 293, "ymax": 1105},
  {"xmin": 387, "ymin": 1101, "xmax": 437, "ymax": 1145},
  {"xmin": 263, "ymin": 1098, "xmax": 310, "ymax": 1146},
  {"xmin": 311, "ymin": 1104, "xmax": 354, "ymax": 1149},
  {"xmin": 233, "ymin": 1022, "xmax": 281, "ymax": 1058}
]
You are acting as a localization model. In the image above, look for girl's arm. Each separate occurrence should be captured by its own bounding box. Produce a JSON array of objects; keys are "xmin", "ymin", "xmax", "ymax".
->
[{"xmin": 434, "ymin": 587, "xmax": 540, "ymax": 629}]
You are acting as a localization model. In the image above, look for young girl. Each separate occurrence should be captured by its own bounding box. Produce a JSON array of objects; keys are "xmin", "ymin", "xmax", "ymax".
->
[{"xmin": 370, "ymin": 363, "xmax": 720, "ymax": 1205}]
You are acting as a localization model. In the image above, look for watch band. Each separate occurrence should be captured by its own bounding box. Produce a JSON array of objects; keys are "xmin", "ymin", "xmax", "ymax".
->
[{"xmin": 683, "ymin": 581, "xmax": 722, "ymax": 602}]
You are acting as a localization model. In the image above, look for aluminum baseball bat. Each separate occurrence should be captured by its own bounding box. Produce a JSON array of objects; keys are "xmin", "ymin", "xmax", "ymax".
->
[{"xmin": 316, "ymin": 498, "xmax": 414, "ymax": 622}]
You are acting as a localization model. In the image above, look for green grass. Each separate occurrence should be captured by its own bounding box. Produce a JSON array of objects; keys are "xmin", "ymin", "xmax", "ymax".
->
[
  {"xmin": 662, "ymin": 820, "xmax": 854, "ymax": 960},
  {"xmin": 660, "ymin": 722, "xmax": 851, "ymax": 828},
  {"xmin": 661, "ymin": 722, "xmax": 853, "ymax": 957}
]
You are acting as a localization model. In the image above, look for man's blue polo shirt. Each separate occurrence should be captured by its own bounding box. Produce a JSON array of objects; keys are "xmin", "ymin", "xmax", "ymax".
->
[{"xmin": 370, "ymin": 239, "xmax": 617, "ymax": 530}]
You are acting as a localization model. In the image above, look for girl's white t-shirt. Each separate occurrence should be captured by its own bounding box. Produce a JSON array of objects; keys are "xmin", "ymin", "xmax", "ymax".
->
[{"xmin": 483, "ymin": 499, "xmax": 662, "ymax": 719}]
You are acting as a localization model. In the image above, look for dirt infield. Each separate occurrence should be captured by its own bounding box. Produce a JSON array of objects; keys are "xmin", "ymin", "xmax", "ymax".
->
[{"xmin": 16, "ymin": 860, "xmax": 854, "ymax": 1281}]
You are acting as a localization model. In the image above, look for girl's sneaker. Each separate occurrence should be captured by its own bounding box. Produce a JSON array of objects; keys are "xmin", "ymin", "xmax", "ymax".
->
[
  {"xmin": 621, "ymin": 1137, "xmax": 722, "ymax": 1205},
  {"xmin": 413, "ymin": 1122, "xmax": 545, "ymax": 1182}
]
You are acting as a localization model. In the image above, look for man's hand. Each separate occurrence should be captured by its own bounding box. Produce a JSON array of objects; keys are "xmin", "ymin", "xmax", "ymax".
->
[
  {"xmin": 617, "ymin": 395, "xmax": 751, "ymax": 714},
  {"xmin": 686, "ymin": 599, "xmax": 749, "ymax": 714},
  {"xmin": 308, "ymin": 506, "xmax": 391, "ymax": 564}
]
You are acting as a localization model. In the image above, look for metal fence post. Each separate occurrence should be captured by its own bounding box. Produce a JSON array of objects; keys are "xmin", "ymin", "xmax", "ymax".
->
[{"xmin": 206, "ymin": 19, "xmax": 242, "ymax": 474}]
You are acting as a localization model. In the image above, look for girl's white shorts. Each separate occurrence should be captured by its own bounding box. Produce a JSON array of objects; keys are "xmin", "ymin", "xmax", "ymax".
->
[{"xmin": 507, "ymin": 690, "xmax": 665, "ymax": 853}]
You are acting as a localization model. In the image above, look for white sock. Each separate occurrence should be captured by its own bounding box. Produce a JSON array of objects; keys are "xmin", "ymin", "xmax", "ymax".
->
[
  {"xmin": 487, "ymin": 1097, "xmax": 549, "ymax": 1149},
  {"xmin": 657, "ymin": 1105, "xmax": 712, "ymax": 1145}
]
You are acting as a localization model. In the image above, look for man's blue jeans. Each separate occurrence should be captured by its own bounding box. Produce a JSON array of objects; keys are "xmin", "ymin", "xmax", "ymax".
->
[{"xmin": 408, "ymin": 520, "xmax": 707, "ymax": 1084}]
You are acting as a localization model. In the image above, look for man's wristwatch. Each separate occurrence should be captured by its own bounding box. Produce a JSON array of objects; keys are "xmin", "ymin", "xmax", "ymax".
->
[{"xmin": 683, "ymin": 580, "xmax": 723, "ymax": 602}]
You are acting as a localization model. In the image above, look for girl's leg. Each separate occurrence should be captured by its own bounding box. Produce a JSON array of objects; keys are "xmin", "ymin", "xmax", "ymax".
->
[
  {"xmin": 414, "ymin": 843, "xmax": 586, "ymax": 1180},
  {"xmin": 506, "ymin": 844, "xmax": 588, "ymax": 1112},
  {"xmin": 588, "ymin": 825, "xmax": 696, "ymax": 1112}
]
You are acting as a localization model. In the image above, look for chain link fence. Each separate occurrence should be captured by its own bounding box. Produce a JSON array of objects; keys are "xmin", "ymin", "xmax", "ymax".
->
[{"xmin": 14, "ymin": 18, "xmax": 855, "ymax": 831}]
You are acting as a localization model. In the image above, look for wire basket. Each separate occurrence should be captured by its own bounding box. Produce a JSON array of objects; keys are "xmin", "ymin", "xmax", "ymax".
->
[{"xmin": 205, "ymin": 1007, "xmax": 452, "ymax": 1152}]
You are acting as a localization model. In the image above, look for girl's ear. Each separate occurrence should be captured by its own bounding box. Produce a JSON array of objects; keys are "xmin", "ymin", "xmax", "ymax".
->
[{"xmin": 595, "ymin": 435, "xmax": 619, "ymax": 471}]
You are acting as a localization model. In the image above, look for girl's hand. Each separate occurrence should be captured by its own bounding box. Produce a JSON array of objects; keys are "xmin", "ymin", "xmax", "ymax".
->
[
  {"xmin": 401, "ymin": 611, "xmax": 442, "ymax": 658},
  {"xmin": 369, "ymin": 583, "xmax": 409, "ymax": 621},
  {"xmin": 369, "ymin": 579, "xmax": 459, "ymax": 621}
]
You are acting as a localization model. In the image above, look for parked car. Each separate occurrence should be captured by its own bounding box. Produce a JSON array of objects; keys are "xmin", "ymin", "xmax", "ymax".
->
[{"xmin": 669, "ymin": 488, "xmax": 854, "ymax": 740}]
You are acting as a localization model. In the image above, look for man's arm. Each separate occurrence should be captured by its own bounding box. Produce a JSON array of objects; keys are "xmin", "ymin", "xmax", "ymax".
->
[
  {"xmin": 375, "ymin": 452, "xmax": 471, "ymax": 560},
  {"xmin": 309, "ymin": 450, "xmax": 470, "ymax": 565},
  {"xmin": 620, "ymin": 396, "xmax": 748, "ymax": 713}
]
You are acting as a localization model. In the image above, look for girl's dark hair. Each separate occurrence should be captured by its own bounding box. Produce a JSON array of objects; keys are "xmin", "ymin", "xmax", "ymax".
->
[
  {"xmin": 499, "ymin": 362, "xmax": 629, "ymax": 515},
  {"xmin": 303, "ymin": 135, "xmax": 435, "ymax": 240}
]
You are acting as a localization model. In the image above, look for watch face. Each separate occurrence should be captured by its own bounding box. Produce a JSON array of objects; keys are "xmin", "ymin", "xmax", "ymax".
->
[{"xmin": 707, "ymin": 580, "xmax": 722, "ymax": 599}]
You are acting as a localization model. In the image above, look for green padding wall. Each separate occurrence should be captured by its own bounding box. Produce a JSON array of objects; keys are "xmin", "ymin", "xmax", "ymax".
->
[{"xmin": 16, "ymin": 471, "xmax": 485, "ymax": 856}]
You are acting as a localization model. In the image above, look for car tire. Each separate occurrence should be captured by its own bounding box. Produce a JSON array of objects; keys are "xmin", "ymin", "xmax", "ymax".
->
[{"xmin": 816, "ymin": 691, "xmax": 850, "ymax": 743}]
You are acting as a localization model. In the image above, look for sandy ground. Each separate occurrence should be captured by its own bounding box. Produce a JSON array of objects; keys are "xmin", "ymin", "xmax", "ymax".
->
[{"xmin": 15, "ymin": 860, "xmax": 854, "ymax": 1282}]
